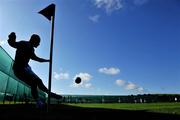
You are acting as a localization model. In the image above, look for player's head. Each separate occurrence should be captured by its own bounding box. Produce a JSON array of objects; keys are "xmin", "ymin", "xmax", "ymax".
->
[{"xmin": 30, "ymin": 34, "xmax": 40, "ymax": 48}]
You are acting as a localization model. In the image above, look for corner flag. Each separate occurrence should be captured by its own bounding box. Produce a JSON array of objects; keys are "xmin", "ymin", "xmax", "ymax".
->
[
  {"xmin": 38, "ymin": 3, "xmax": 56, "ymax": 112},
  {"xmin": 39, "ymin": 4, "xmax": 55, "ymax": 21}
]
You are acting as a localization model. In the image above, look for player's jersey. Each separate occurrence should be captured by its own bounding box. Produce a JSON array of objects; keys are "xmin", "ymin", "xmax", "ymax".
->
[{"xmin": 13, "ymin": 41, "xmax": 35, "ymax": 68}]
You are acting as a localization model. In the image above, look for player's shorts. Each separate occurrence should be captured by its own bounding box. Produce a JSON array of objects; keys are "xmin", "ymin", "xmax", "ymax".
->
[{"xmin": 13, "ymin": 65, "xmax": 40, "ymax": 87}]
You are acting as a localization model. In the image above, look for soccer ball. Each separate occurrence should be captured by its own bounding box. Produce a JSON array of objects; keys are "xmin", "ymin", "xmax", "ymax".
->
[{"xmin": 75, "ymin": 77, "xmax": 81, "ymax": 84}]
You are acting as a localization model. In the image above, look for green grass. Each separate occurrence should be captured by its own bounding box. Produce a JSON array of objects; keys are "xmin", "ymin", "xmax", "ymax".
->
[{"xmin": 67, "ymin": 102, "xmax": 180, "ymax": 115}]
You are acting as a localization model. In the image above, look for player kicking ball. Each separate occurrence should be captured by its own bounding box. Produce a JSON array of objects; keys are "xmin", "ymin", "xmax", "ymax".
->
[{"xmin": 7, "ymin": 32, "xmax": 62, "ymax": 108}]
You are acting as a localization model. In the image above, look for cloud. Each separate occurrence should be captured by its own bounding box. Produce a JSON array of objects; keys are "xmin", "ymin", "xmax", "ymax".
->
[
  {"xmin": 84, "ymin": 83, "xmax": 92, "ymax": 88},
  {"xmin": 115, "ymin": 80, "xmax": 145, "ymax": 93},
  {"xmin": 137, "ymin": 87, "xmax": 144, "ymax": 93},
  {"xmin": 125, "ymin": 82, "xmax": 145, "ymax": 93},
  {"xmin": 72, "ymin": 72, "xmax": 93, "ymax": 88},
  {"xmin": 98, "ymin": 67, "xmax": 120, "ymax": 75},
  {"xmin": 72, "ymin": 82, "xmax": 92, "ymax": 88},
  {"xmin": 73, "ymin": 72, "xmax": 92, "ymax": 82},
  {"xmin": 91, "ymin": 0, "xmax": 149, "ymax": 15},
  {"xmin": 89, "ymin": 14, "xmax": 100, "ymax": 23},
  {"xmin": 0, "ymin": 40, "xmax": 6, "ymax": 46},
  {"xmin": 93, "ymin": 0, "xmax": 123, "ymax": 14},
  {"xmin": 115, "ymin": 79, "xmax": 125, "ymax": 86},
  {"xmin": 53, "ymin": 72, "xmax": 69, "ymax": 80},
  {"xmin": 133, "ymin": 0, "xmax": 148, "ymax": 6},
  {"xmin": 125, "ymin": 82, "xmax": 137, "ymax": 90}
]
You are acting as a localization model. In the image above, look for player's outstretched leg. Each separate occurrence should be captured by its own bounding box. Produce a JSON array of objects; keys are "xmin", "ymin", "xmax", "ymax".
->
[
  {"xmin": 36, "ymin": 78, "xmax": 63, "ymax": 99},
  {"xmin": 50, "ymin": 92, "xmax": 63, "ymax": 99}
]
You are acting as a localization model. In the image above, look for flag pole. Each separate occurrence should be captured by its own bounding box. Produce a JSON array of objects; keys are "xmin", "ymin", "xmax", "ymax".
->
[
  {"xmin": 47, "ymin": 7, "xmax": 55, "ymax": 112},
  {"xmin": 38, "ymin": 3, "xmax": 56, "ymax": 112}
]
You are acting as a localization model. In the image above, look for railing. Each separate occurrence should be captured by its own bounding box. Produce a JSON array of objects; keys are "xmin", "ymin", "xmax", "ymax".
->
[{"xmin": 0, "ymin": 46, "xmax": 46, "ymax": 104}]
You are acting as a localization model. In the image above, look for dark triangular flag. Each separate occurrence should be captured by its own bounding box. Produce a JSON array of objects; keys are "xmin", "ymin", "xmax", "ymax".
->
[{"xmin": 39, "ymin": 4, "xmax": 55, "ymax": 21}]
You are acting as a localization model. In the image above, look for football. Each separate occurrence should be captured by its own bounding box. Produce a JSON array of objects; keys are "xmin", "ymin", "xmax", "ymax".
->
[{"xmin": 75, "ymin": 77, "xmax": 81, "ymax": 84}]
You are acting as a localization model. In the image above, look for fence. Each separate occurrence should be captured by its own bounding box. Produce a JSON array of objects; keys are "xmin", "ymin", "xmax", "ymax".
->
[{"xmin": 0, "ymin": 46, "xmax": 46, "ymax": 103}]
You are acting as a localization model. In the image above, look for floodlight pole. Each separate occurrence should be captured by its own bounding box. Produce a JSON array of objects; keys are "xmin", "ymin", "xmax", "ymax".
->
[{"xmin": 47, "ymin": 13, "xmax": 55, "ymax": 112}]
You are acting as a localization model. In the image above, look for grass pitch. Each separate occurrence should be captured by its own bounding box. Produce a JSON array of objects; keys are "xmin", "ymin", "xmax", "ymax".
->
[
  {"xmin": 67, "ymin": 102, "xmax": 180, "ymax": 115},
  {"xmin": 0, "ymin": 103, "xmax": 180, "ymax": 119}
]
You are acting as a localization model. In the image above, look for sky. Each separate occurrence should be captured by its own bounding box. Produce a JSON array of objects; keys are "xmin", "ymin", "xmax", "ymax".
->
[{"xmin": 0, "ymin": 0, "xmax": 180, "ymax": 95}]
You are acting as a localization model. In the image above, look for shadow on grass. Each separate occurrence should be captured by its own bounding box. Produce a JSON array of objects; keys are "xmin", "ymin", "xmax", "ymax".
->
[{"xmin": 0, "ymin": 104, "xmax": 179, "ymax": 120}]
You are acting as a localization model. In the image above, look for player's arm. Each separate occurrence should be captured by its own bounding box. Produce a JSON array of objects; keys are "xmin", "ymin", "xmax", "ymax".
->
[
  {"xmin": 31, "ymin": 52, "xmax": 50, "ymax": 62},
  {"xmin": 7, "ymin": 32, "xmax": 18, "ymax": 48}
]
